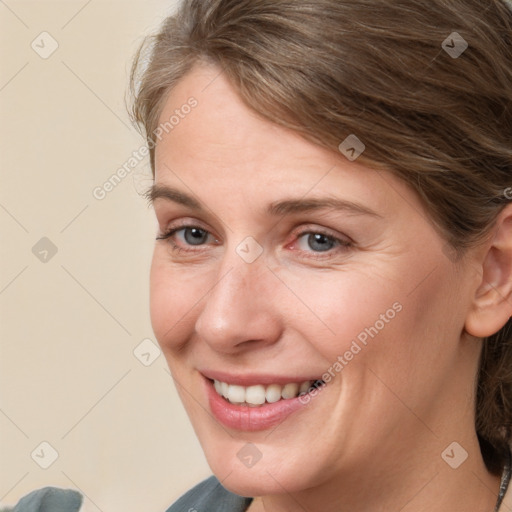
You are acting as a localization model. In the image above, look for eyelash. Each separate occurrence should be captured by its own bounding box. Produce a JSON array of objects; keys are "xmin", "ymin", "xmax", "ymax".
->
[
  {"xmin": 156, "ymin": 222, "xmax": 353, "ymax": 259},
  {"xmin": 156, "ymin": 224, "xmax": 219, "ymax": 254}
]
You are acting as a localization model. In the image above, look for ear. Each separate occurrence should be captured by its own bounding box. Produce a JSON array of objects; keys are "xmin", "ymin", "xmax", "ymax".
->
[{"xmin": 465, "ymin": 204, "xmax": 512, "ymax": 338}]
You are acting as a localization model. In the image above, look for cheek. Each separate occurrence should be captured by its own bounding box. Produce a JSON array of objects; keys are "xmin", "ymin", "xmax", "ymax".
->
[
  {"xmin": 149, "ymin": 251, "xmax": 202, "ymax": 353},
  {"xmin": 327, "ymin": 262, "xmax": 462, "ymax": 409},
  {"xmin": 281, "ymin": 266, "xmax": 407, "ymax": 363},
  {"xmin": 284, "ymin": 259, "xmax": 457, "ymax": 383}
]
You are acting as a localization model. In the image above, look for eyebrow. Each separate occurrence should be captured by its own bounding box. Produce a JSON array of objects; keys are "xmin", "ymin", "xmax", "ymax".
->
[
  {"xmin": 267, "ymin": 198, "xmax": 381, "ymax": 218},
  {"xmin": 147, "ymin": 184, "xmax": 204, "ymax": 211},
  {"xmin": 148, "ymin": 184, "xmax": 381, "ymax": 218}
]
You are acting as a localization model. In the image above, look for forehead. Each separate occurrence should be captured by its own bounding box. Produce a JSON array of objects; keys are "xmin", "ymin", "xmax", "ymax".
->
[
  {"xmin": 156, "ymin": 64, "xmax": 334, "ymax": 169},
  {"xmin": 153, "ymin": 64, "xmax": 419, "ymax": 220}
]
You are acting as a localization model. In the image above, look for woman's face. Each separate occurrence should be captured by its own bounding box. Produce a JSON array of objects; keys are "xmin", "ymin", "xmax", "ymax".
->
[{"xmin": 150, "ymin": 64, "xmax": 481, "ymax": 496}]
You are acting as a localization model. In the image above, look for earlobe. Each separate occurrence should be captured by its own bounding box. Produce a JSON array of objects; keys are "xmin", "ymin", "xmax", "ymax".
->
[{"xmin": 465, "ymin": 204, "xmax": 512, "ymax": 338}]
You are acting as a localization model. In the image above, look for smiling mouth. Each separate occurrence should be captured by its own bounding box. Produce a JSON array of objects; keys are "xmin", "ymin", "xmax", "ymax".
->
[{"xmin": 212, "ymin": 378, "xmax": 326, "ymax": 406}]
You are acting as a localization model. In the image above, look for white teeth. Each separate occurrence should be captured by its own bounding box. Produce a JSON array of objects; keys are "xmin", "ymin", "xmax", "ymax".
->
[
  {"xmin": 213, "ymin": 379, "xmax": 320, "ymax": 406},
  {"xmin": 299, "ymin": 381, "xmax": 311, "ymax": 394},
  {"xmin": 227, "ymin": 384, "xmax": 245, "ymax": 403},
  {"xmin": 281, "ymin": 382, "xmax": 299, "ymax": 399},
  {"xmin": 265, "ymin": 384, "xmax": 282, "ymax": 403},
  {"xmin": 245, "ymin": 385, "xmax": 266, "ymax": 405}
]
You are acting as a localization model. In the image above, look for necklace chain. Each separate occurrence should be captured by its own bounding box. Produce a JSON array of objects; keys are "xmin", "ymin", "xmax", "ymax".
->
[{"xmin": 495, "ymin": 449, "xmax": 512, "ymax": 512}]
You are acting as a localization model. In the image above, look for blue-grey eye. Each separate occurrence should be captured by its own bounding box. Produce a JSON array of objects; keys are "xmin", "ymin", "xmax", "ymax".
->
[
  {"xmin": 182, "ymin": 227, "xmax": 209, "ymax": 245},
  {"xmin": 298, "ymin": 233, "xmax": 337, "ymax": 252}
]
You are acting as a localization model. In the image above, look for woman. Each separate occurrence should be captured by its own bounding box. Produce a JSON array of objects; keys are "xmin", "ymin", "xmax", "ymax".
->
[
  {"xmin": 10, "ymin": 0, "xmax": 512, "ymax": 511},
  {"xmin": 132, "ymin": 0, "xmax": 512, "ymax": 510}
]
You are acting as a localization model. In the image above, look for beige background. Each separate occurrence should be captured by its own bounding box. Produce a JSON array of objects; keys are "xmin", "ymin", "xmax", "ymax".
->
[{"xmin": 0, "ymin": 1, "xmax": 211, "ymax": 510}]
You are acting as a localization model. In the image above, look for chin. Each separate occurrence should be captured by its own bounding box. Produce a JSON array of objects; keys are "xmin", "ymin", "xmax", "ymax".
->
[
  {"xmin": 203, "ymin": 443, "xmax": 319, "ymax": 497},
  {"xmin": 215, "ymin": 466, "xmax": 305, "ymax": 497}
]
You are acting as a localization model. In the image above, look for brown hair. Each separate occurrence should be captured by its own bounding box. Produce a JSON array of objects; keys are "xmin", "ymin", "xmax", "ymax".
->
[{"xmin": 130, "ymin": 0, "xmax": 512, "ymax": 473}]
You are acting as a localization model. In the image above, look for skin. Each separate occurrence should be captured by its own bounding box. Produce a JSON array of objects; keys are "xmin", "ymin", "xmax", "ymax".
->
[{"xmin": 150, "ymin": 63, "xmax": 512, "ymax": 512}]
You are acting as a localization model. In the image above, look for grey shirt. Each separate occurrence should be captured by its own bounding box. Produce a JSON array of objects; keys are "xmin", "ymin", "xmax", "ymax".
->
[
  {"xmin": 8, "ymin": 477, "xmax": 251, "ymax": 512},
  {"xmin": 11, "ymin": 488, "xmax": 83, "ymax": 512},
  {"xmin": 165, "ymin": 476, "xmax": 253, "ymax": 512}
]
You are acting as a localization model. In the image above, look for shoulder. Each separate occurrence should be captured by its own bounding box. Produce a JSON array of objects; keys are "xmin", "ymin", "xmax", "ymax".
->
[
  {"xmin": 11, "ymin": 487, "xmax": 82, "ymax": 512},
  {"xmin": 165, "ymin": 476, "xmax": 253, "ymax": 512}
]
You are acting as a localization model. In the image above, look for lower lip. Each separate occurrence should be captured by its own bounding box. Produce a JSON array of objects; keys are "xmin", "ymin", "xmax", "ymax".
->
[{"xmin": 205, "ymin": 378, "xmax": 314, "ymax": 431}]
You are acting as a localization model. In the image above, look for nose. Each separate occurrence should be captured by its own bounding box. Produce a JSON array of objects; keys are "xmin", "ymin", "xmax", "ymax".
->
[{"xmin": 194, "ymin": 251, "xmax": 282, "ymax": 354}]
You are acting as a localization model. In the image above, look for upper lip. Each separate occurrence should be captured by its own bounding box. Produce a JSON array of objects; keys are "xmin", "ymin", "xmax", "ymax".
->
[{"xmin": 200, "ymin": 369, "xmax": 322, "ymax": 387}]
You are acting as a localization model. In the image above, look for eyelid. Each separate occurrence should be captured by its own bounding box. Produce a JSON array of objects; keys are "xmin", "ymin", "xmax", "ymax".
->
[
  {"xmin": 156, "ymin": 220, "xmax": 354, "ymax": 259},
  {"xmin": 156, "ymin": 225, "xmax": 220, "ymax": 257},
  {"xmin": 157, "ymin": 226, "xmax": 218, "ymax": 243},
  {"xmin": 290, "ymin": 224, "xmax": 353, "ymax": 245},
  {"xmin": 285, "ymin": 225, "xmax": 354, "ymax": 259},
  {"xmin": 157, "ymin": 217, "xmax": 217, "ymax": 239}
]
